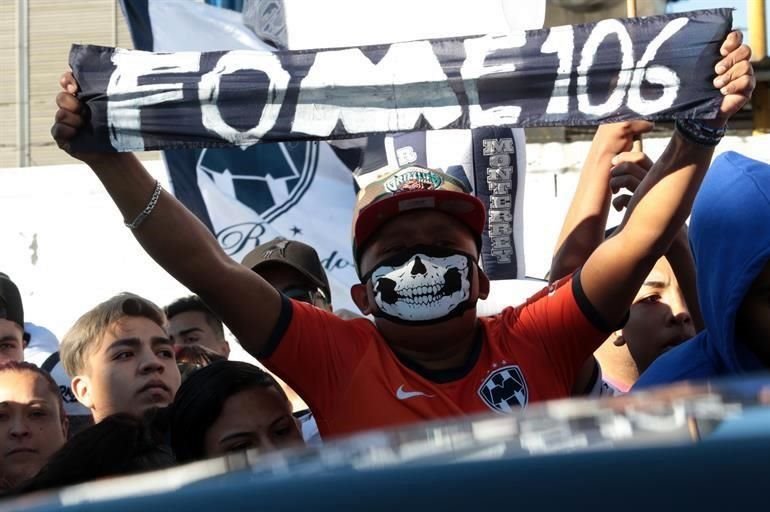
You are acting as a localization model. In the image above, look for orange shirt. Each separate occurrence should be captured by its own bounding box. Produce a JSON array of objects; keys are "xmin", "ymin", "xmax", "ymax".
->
[{"xmin": 262, "ymin": 274, "xmax": 610, "ymax": 439}]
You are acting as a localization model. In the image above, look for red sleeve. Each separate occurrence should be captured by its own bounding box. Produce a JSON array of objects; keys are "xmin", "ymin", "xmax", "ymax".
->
[
  {"xmin": 501, "ymin": 271, "xmax": 622, "ymax": 391},
  {"xmin": 259, "ymin": 295, "xmax": 371, "ymax": 416}
]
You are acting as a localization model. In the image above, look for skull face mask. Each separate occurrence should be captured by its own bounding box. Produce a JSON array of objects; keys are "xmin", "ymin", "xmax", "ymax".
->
[{"xmin": 363, "ymin": 245, "xmax": 475, "ymax": 324}]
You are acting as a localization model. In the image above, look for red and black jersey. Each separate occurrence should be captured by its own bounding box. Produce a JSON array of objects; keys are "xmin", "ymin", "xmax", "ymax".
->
[{"xmin": 262, "ymin": 273, "xmax": 612, "ymax": 439}]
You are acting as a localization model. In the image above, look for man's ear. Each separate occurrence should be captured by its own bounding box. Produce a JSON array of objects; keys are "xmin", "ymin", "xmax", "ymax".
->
[
  {"xmin": 71, "ymin": 375, "xmax": 94, "ymax": 409},
  {"xmin": 350, "ymin": 283, "xmax": 374, "ymax": 315},
  {"xmin": 477, "ymin": 266, "xmax": 490, "ymax": 300},
  {"xmin": 221, "ymin": 340, "xmax": 231, "ymax": 359}
]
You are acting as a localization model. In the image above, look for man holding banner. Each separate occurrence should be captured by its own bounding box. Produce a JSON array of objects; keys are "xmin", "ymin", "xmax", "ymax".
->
[{"xmin": 52, "ymin": 25, "xmax": 753, "ymax": 438}]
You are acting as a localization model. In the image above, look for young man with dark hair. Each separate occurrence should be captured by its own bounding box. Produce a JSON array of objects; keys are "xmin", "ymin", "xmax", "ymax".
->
[
  {"xmin": 0, "ymin": 273, "xmax": 27, "ymax": 364},
  {"xmin": 165, "ymin": 295, "xmax": 230, "ymax": 358},
  {"xmin": 51, "ymin": 32, "xmax": 754, "ymax": 438}
]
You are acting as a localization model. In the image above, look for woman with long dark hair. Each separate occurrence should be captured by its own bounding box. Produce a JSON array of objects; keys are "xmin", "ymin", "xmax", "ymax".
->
[{"xmin": 170, "ymin": 361, "xmax": 304, "ymax": 463}]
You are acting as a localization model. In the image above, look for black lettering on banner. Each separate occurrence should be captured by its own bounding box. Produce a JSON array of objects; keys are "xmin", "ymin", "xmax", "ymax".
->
[
  {"xmin": 321, "ymin": 250, "xmax": 355, "ymax": 272},
  {"xmin": 69, "ymin": 9, "xmax": 730, "ymax": 152},
  {"xmin": 216, "ymin": 222, "xmax": 267, "ymax": 256},
  {"xmin": 59, "ymin": 385, "xmax": 78, "ymax": 404}
]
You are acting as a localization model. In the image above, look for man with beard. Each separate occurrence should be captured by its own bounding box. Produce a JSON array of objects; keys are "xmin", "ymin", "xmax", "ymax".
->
[{"xmin": 51, "ymin": 32, "xmax": 754, "ymax": 438}]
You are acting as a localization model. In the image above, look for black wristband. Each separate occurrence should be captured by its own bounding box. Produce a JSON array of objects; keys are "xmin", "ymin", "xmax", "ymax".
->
[{"xmin": 674, "ymin": 118, "xmax": 726, "ymax": 147}]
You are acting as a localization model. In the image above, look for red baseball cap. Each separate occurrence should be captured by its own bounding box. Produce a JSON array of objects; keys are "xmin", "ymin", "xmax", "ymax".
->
[{"xmin": 352, "ymin": 165, "xmax": 485, "ymax": 260}]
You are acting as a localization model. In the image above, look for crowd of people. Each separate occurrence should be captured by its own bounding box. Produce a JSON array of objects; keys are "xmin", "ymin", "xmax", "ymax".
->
[{"xmin": 0, "ymin": 28, "xmax": 766, "ymax": 499}]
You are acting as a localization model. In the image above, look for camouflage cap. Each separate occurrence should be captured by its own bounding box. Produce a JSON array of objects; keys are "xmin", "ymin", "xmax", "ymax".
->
[{"xmin": 352, "ymin": 165, "xmax": 485, "ymax": 259}]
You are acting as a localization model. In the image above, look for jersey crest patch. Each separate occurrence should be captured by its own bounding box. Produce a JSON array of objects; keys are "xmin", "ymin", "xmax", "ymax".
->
[{"xmin": 478, "ymin": 364, "xmax": 528, "ymax": 413}]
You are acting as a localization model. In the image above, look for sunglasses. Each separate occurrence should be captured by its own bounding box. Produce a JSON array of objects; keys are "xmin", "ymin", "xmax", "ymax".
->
[{"xmin": 282, "ymin": 286, "xmax": 327, "ymax": 305}]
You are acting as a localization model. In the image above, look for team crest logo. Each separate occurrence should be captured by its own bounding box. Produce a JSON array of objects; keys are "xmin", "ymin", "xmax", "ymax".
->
[
  {"xmin": 197, "ymin": 141, "xmax": 318, "ymax": 223},
  {"xmin": 478, "ymin": 365, "xmax": 529, "ymax": 413},
  {"xmin": 384, "ymin": 167, "xmax": 443, "ymax": 193}
]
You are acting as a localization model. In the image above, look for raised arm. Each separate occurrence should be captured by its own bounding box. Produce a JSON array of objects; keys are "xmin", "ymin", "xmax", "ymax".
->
[
  {"xmin": 550, "ymin": 121, "xmax": 703, "ymax": 333},
  {"xmin": 579, "ymin": 31, "xmax": 753, "ymax": 330},
  {"xmin": 550, "ymin": 121, "xmax": 653, "ymax": 283},
  {"xmin": 574, "ymin": 149, "xmax": 709, "ymax": 394},
  {"xmin": 606, "ymin": 154, "xmax": 705, "ymax": 333},
  {"xmin": 51, "ymin": 72, "xmax": 282, "ymax": 357}
]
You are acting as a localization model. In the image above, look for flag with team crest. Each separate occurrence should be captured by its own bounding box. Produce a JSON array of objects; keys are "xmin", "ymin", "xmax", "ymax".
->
[
  {"xmin": 120, "ymin": 0, "xmax": 360, "ymax": 309},
  {"xmin": 119, "ymin": 0, "xmax": 546, "ymax": 301}
]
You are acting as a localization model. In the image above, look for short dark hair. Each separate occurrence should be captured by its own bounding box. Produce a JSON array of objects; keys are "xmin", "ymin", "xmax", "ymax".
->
[
  {"xmin": 169, "ymin": 361, "xmax": 286, "ymax": 463},
  {"xmin": 164, "ymin": 296, "xmax": 224, "ymax": 340}
]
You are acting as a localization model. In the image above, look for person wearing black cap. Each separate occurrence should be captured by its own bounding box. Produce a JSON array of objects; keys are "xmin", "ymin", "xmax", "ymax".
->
[
  {"xmin": 242, "ymin": 238, "xmax": 333, "ymax": 312},
  {"xmin": 51, "ymin": 31, "xmax": 754, "ymax": 439},
  {"xmin": 0, "ymin": 273, "xmax": 26, "ymax": 364},
  {"xmin": 242, "ymin": 237, "xmax": 329, "ymax": 446}
]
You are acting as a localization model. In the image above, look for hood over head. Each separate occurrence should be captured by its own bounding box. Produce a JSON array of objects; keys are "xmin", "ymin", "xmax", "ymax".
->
[{"xmin": 689, "ymin": 151, "xmax": 770, "ymax": 373}]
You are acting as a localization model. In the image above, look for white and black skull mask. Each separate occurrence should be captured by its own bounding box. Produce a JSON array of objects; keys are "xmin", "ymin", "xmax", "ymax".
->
[{"xmin": 366, "ymin": 246, "xmax": 474, "ymax": 324}]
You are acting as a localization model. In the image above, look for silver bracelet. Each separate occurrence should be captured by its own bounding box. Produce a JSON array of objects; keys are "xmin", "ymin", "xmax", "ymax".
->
[{"xmin": 125, "ymin": 180, "xmax": 162, "ymax": 230}]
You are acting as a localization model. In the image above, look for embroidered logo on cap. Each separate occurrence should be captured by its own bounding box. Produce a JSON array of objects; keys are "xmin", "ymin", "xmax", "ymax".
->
[{"xmin": 384, "ymin": 167, "xmax": 443, "ymax": 194}]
